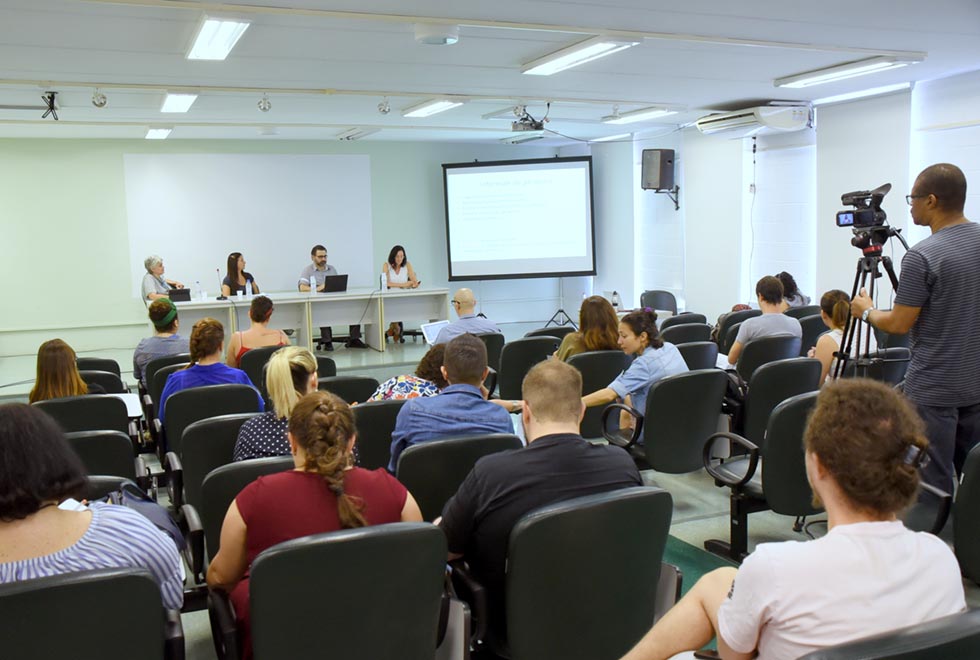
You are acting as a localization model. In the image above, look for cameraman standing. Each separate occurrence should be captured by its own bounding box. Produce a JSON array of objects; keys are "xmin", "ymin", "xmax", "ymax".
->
[{"xmin": 851, "ymin": 163, "xmax": 980, "ymax": 494}]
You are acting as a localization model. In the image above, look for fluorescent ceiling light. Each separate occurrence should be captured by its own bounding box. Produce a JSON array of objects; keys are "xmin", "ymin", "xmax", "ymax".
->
[
  {"xmin": 145, "ymin": 127, "xmax": 172, "ymax": 140},
  {"xmin": 500, "ymin": 131, "xmax": 545, "ymax": 144},
  {"xmin": 602, "ymin": 107, "xmax": 677, "ymax": 125},
  {"xmin": 161, "ymin": 93, "xmax": 198, "ymax": 113},
  {"xmin": 337, "ymin": 128, "xmax": 379, "ymax": 141},
  {"xmin": 187, "ymin": 17, "xmax": 250, "ymax": 60},
  {"xmin": 402, "ymin": 99, "xmax": 465, "ymax": 118},
  {"xmin": 774, "ymin": 56, "xmax": 923, "ymax": 89},
  {"xmin": 812, "ymin": 82, "xmax": 912, "ymax": 106},
  {"xmin": 522, "ymin": 36, "xmax": 640, "ymax": 76},
  {"xmin": 590, "ymin": 133, "xmax": 632, "ymax": 143}
]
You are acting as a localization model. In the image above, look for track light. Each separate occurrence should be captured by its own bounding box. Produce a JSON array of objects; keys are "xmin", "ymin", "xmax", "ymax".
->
[
  {"xmin": 378, "ymin": 97, "xmax": 391, "ymax": 115},
  {"xmin": 91, "ymin": 88, "xmax": 107, "ymax": 108},
  {"xmin": 257, "ymin": 94, "xmax": 271, "ymax": 112}
]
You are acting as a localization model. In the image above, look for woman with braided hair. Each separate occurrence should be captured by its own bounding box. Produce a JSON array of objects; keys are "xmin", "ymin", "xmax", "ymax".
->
[{"xmin": 207, "ymin": 390, "xmax": 423, "ymax": 658}]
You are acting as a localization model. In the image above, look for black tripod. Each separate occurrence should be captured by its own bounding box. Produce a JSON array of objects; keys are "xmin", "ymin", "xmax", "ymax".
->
[{"xmin": 546, "ymin": 277, "xmax": 578, "ymax": 329}]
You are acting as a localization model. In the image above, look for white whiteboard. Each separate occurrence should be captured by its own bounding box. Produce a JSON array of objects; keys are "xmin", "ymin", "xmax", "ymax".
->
[{"xmin": 124, "ymin": 154, "xmax": 374, "ymax": 297}]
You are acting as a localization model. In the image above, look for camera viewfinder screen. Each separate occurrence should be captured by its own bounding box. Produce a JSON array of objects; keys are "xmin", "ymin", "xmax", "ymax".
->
[{"xmin": 837, "ymin": 211, "xmax": 855, "ymax": 227}]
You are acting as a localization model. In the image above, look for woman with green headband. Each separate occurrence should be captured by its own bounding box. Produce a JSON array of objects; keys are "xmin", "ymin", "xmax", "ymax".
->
[{"xmin": 133, "ymin": 298, "xmax": 190, "ymax": 388}]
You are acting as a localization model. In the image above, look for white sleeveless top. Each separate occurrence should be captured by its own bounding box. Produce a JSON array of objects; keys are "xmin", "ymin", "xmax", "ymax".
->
[
  {"xmin": 387, "ymin": 264, "xmax": 409, "ymax": 284},
  {"xmin": 826, "ymin": 327, "xmax": 878, "ymax": 381}
]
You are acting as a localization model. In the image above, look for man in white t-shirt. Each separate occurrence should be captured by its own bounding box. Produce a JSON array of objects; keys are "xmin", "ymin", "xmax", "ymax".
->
[
  {"xmin": 619, "ymin": 378, "xmax": 965, "ymax": 660},
  {"xmin": 726, "ymin": 275, "xmax": 802, "ymax": 366}
]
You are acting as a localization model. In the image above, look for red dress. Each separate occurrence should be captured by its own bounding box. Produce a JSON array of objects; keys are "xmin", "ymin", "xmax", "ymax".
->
[{"xmin": 229, "ymin": 468, "xmax": 408, "ymax": 657}]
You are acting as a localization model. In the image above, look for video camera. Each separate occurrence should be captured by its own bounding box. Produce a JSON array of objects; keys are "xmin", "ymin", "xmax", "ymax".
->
[{"xmin": 836, "ymin": 183, "xmax": 891, "ymax": 229}]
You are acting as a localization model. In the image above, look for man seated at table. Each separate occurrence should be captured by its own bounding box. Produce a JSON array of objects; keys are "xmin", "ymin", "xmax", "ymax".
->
[
  {"xmin": 434, "ymin": 288, "xmax": 500, "ymax": 344},
  {"xmin": 725, "ymin": 275, "xmax": 801, "ymax": 366},
  {"xmin": 297, "ymin": 244, "xmax": 365, "ymax": 350},
  {"xmin": 388, "ymin": 333, "xmax": 513, "ymax": 471}
]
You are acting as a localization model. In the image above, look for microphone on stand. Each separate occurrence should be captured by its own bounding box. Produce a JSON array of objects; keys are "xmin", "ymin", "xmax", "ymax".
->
[{"xmin": 216, "ymin": 268, "xmax": 228, "ymax": 300}]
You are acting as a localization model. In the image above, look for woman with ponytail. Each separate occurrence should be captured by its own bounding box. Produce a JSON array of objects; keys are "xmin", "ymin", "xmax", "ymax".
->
[
  {"xmin": 208, "ymin": 391, "xmax": 422, "ymax": 658},
  {"xmin": 808, "ymin": 290, "xmax": 877, "ymax": 384}
]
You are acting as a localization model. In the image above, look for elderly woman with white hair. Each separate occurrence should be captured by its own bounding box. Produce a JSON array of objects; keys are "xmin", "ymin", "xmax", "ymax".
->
[{"xmin": 142, "ymin": 255, "xmax": 184, "ymax": 302}]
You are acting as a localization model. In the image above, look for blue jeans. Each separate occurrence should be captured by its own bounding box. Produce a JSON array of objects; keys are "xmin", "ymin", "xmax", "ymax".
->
[{"xmin": 916, "ymin": 401, "xmax": 980, "ymax": 493}]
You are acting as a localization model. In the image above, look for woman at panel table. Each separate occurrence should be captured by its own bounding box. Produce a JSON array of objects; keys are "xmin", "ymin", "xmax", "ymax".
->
[
  {"xmin": 207, "ymin": 390, "xmax": 423, "ymax": 659},
  {"xmin": 141, "ymin": 254, "xmax": 184, "ymax": 303},
  {"xmin": 383, "ymin": 244, "xmax": 420, "ymax": 343},
  {"xmin": 555, "ymin": 295, "xmax": 620, "ymax": 361},
  {"xmin": 225, "ymin": 296, "xmax": 289, "ymax": 368},
  {"xmin": 29, "ymin": 339, "xmax": 105, "ymax": 403},
  {"xmin": 221, "ymin": 252, "xmax": 260, "ymax": 298}
]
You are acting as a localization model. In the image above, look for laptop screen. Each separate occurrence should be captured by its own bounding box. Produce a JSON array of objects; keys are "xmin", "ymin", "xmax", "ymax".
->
[{"xmin": 420, "ymin": 320, "xmax": 450, "ymax": 345}]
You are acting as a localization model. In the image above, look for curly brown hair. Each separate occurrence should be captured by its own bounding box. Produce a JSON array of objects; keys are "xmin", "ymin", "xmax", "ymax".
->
[
  {"xmin": 188, "ymin": 318, "xmax": 224, "ymax": 364},
  {"xmin": 619, "ymin": 310, "xmax": 663, "ymax": 350},
  {"xmin": 415, "ymin": 344, "xmax": 448, "ymax": 389}
]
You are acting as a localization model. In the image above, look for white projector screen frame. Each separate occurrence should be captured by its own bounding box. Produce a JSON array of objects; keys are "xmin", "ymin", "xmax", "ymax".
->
[{"xmin": 442, "ymin": 156, "xmax": 596, "ymax": 281}]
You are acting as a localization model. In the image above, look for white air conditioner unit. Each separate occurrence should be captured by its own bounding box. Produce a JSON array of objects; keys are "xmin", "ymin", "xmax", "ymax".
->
[{"xmin": 696, "ymin": 105, "xmax": 810, "ymax": 137}]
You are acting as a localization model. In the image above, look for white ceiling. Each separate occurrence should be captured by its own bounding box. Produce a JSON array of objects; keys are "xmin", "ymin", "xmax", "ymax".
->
[{"xmin": 0, "ymin": 0, "xmax": 978, "ymax": 143}]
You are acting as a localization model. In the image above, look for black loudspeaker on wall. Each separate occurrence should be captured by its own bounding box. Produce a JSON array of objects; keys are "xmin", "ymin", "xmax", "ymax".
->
[{"xmin": 641, "ymin": 149, "xmax": 675, "ymax": 191}]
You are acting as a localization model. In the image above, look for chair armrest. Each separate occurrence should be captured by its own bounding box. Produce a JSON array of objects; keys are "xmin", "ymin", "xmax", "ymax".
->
[
  {"xmin": 702, "ymin": 431, "xmax": 760, "ymax": 487},
  {"xmin": 208, "ymin": 589, "xmax": 241, "ymax": 660},
  {"xmin": 164, "ymin": 451, "xmax": 184, "ymax": 510},
  {"xmin": 164, "ymin": 608, "xmax": 185, "ymax": 660},
  {"xmin": 449, "ymin": 559, "xmax": 489, "ymax": 646},
  {"xmin": 180, "ymin": 504, "xmax": 205, "ymax": 584},
  {"xmin": 919, "ymin": 482, "xmax": 953, "ymax": 535},
  {"xmin": 601, "ymin": 403, "xmax": 643, "ymax": 449},
  {"xmin": 128, "ymin": 420, "xmax": 140, "ymax": 450},
  {"xmin": 134, "ymin": 455, "xmax": 154, "ymax": 497}
]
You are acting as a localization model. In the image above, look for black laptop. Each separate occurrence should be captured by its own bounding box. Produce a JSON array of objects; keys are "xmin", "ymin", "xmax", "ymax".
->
[
  {"xmin": 321, "ymin": 274, "xmax": 348, "ymax": 293},
  {"xmin": 168, "ymin": 288, "xmax": 191, "ymax": 302}
]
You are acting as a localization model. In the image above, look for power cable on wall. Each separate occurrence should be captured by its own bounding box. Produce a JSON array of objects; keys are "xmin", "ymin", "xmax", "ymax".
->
[{"xmin": 747, "ymin": 136, "xmax": 758, "ymax": 302}]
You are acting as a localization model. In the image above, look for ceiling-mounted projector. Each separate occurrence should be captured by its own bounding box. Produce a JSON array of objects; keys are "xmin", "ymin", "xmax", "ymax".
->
[{"xmin": 512, "ymin": 117, "xmax": 544, "ymax": 132}]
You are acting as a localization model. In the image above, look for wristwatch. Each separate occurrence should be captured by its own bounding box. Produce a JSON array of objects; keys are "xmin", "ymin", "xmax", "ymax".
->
[{"xmin": 861, "ymin": 307, "xmax": 873, "ymax": 323}]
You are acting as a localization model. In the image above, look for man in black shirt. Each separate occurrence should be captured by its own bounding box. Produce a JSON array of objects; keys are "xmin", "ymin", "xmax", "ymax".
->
[{"xmin": 439, "ymin": 359, "xmax": 642, "ymax": 645}]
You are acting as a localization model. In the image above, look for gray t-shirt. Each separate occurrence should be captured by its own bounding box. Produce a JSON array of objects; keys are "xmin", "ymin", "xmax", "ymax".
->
[
  {"xmin": 141, "ymin": 273, "xmax": 169, "ymax": 301},
  {"xmin": 132, "ymin": 334, "xmax": 190, "ymax": 386},
  {"xmin": 735, "ymin": 313, "xmax": 802, "ymax": 346},
  {"xmin": 894, "ymin": 221, "xmax": 980, "ymax": 407},
  {"xmin": 297, "ymin": 263, "xmax": 337, "ymax": 289}
]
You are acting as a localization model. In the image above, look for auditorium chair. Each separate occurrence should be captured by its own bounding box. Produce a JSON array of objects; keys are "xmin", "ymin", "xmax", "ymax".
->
[
  {"xmin": 798, "ymin": 314, "xmax": 828, "ymax": 356},
  {"xmin": 475, "ymin": 332, "xmax": 506, "ymax": 372},
  {"xmin": 784, "ymin": 304, "xmax": 820, "ymax": 320},
  {"xmin": 141, "ymin": 354, "xmax": 190, "ymax": 421},
  {"xmin": 841, "ymin": 346, "xmax": 911, "ymax": 386},
  {"xmin": 735, "ymin": 335, "xmax": 802, "ymax": 382},
  {"xmin": 65, "ymin": 430, "xmax": 150, "ymax": 489},
  {"xmin": 677, "ymin": 341, "xmax": 719, "ymax": 370},
  {"xmin": 76, "ymin": 356, "xmax": 121, "ymax": 376},
  {"xmin": 317, "ymin": 375, "xmax": 380, "ymax": 404},
  {"xmin": 34, "ymin": 395, "xmax": 138, "ymax": 450},
  {"xmin": 954, "ymin": 443, "xmax": 980, "ymax": 585},
  {"xmin": 79, "ymin": 369, "xmax": 128, "ymax": 394},
  {"xmin": 875, "ymin": 325, "xmax": 910, "ymax": 349},
  {"xmin": 238, "ymin": 345, "xmax": 283, "ymax": 406},
  {"xmin": 316, "ymin": 355, "xmax": 337, "ymax": 377},
  {"xmin": 730, "ymin": 357, "xmax": 821, "ymax": 446},
  {"xmin": 524, "ymin": 325, "xmax": 576, "ymax": 339},
  {"xmin": 352, "ymin": 399, "xmax": 407, "ymax": 471},
  {"xmin": 660, "ymin": 322, "xmax": 712, "ymax": 345},
  {"xmin": 640, "ymin": 290, "xmax": 678, "ymax": 315},
  {"xmin": 497, "ymin": 336, "xmax": 560, "ymax": 400},
  {"xmin": 717, "ymin": 309, "xmax": 761, "ymax": 351},
  {"xmin": 567, "ymin": 350, "xmax": 632, "ymax": 438},
  {"xmin": 147, "ymin": 362, "xmax": 189, "ymax": 446},
  {"xmin": 660, "ymin": 312, "xmax": 707, "ymax": 330}
]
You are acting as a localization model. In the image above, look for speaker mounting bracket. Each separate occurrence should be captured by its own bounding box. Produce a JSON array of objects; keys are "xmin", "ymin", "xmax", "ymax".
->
[{"xmin": 652, "ymin": 185, "xmax": 680, "ymax": 211}]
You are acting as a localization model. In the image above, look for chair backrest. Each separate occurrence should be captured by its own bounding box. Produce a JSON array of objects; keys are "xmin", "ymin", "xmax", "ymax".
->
[
  {"xmin": 352, "ymin": 399, "xmax": 408, "ymax": 470},
  {"xmin": 476, "ymin": 333, "xmax": 506, "ymax": 372},
  {"xmin": 639, "ymin": 290, "xmax": 677, "ymax": 314},
  {"xmin": 798, "ymin": 609, "xmax": 980, "ymax": 660},
  {"xmin": 676, "ymin": 341, "xmax": 719, "ymax": 371},
  {"xmin": 799, "ymin": 314, "xmax": 828, "ymax": 356},
  {"xmin": 316, "ymin": 355, "xmax": 337, "ymax": 377},
  {"xmin": 201, "ymin": 456, "xmax": 295, "ymax": 561},
  {"xmin": 742, "ymin": 358, "xmax": 821, "ymax": 445},
  {"xmin": 150, "ymin": 363, "xmax": 188, "ymax": 419},
  {"xmin": 841, "ymin": 347, "xmax": 911, "ymax": 385},
  {"xmin": 0, "ymin": 568, "xmax": 166, "ymax": 660},
  {"xmin": 524, "ymin": 326, "xmax": 576, "ymax": 339},
  {"xmin": 317, "ymin": 375, "xmax": 381, "ymax": 404},
  {"xmin": 718, "ymin": 309, "xmax": 761, "ymax": 349},
  {"xmin": 760, "ymin": 391, "xmax": 822, "ymax": 517},
  {"xmin": 76, "ymin": 356, "xmax": 121, "ymax": 376},
  {"xmin": 79, "ymin": 369, "xmax": 127, "ymax": 394},
  {"xmin": 144, "ymin": 353, "xmax": 190, "ymax": 390},
  {"xmin": 181, "ymin": 413, "xmax": 262, "ymax": 509},
  {"xmin": 396, "ymin": 434, "xmax": 523, "ymax": 521},
  {"xmin": 65, "ymin": 430, "xmax": 135, "ymax": 479},
  {"xmin": 736, "ymin": 335, "xmax": 802, "ymax": 382},
  {"xmin": 567, "ymin": 350, "xmax": 633, "ymax": 438},
  {"xmin": 165, "ymin": 384, "xmax": 263, "ymax": 456},
  {"xmin": 660, "ymin": 323, "xmax": 712, "ymax": 345},
  {"xmin": 33, "ymin": 395, "xmax": 129, "ymax": 434},
  {"xmin": 506, "ymin": 487, "xmax": 673, "ymax": 660},
  {"xmin": 498, "ymin": 336, "xmax": 561, "ymax": 400},
  {"xmin": 641, "ymin": 369, "xmax": 729, "ymax": 473},
  {"xmin": 250, "ymin": 524, "xmax": 447, "ymax": 660},
  {"xmin": 721, "ymin": 321, "xmax": 743, "ymax": 355},
  {"xmin": 784, "ymin": 304, "xmax": 821, "ymax": 320},
  {"xmin": 954, "ymin": 443, "xmax": 980, "ymax": 585},
  {"xmin": 238, "ymin": 345, "xmax": 284, "ymax": 404},
  {"xmin": 875, "ymin": 327, "xmax": 910, "ymax": 350},
  {"xmin": 84, "ymin": 475, "xmax": 135, "ymax": 501},
  {"xmin": 660, "ymin": 312, "xmax": 707, "ymax": 330}
]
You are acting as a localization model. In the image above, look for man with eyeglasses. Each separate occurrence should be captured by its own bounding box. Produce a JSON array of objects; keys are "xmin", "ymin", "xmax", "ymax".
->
[
  {"xmin": 297, "ymin": 244, "xmax": 366, "ymax": 350},
  {"xmin": 434, "ymin": 288, "xmax": 500, "ymax": 345},
  {"xmin": 851, "ymin": 163, "xmax": 980, "ymax": 494}
]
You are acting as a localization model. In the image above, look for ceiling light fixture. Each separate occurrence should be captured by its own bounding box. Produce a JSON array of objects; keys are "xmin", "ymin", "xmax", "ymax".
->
[
  {"xmin": 337, "ymin": 127, "xmax": 379, "ymax": 141},
  {"xmin": 522, "ymin": 36, "xmax": 640, "ymax": 76},
  {"xmin": 91, "ymin": 88, "xmax": 107, "ymax": 108},
  {"xmin": 811, "ymin": 82, "xmax": 912, "ymax": 106},
  {"xmin": 186, "ymin": 16, "xmax": 250, "ymax": 61},
  {"xmin": 161, "ymin": 93, "xmax": 198, "ymax": 113},
  {"xmin": 590, "ymin": 133, "xmax": 632, "ymax": 143},
  {"xmin": 402, "ymin": 98, "xmax": 465, "ymax": 118},
  {"xmin": 145, "ymin": 127, "xmax": 173, "ymax": 140},
  {"xmin": 377, "ymin": 97, "xmax": 391, "ymax": 115},
  {"xmin": 602, "ymin": 107, "xmax": 677, "ymax": 125},
  {"xmin": 257, "ymin": 93, "xmax": 271, "ymax": 112},
  {"xmin": 774, "ymin": 56, "xmax": 923, "ymax": 89}
]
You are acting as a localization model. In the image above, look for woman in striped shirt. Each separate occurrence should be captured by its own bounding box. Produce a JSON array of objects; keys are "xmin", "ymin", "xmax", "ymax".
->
[{"xmin": 0, "ymin": 404, "xmax": 183, "ymax": 609}]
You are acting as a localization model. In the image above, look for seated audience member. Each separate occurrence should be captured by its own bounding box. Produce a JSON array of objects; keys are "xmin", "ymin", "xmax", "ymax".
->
[
  {"xmin": 0, "ymin": 404, "xmax": 183, "ymax": 609},
  {"xmin": 619, "ymin": 378, "xmax": 966, "ymax": 660},
  {"xmin": 29, "ymin": 339, "xmax": 105, "ymax": 403},
  {"xmin": 555, "ymin": 295, "xmax": 620, "ymax": 361},
  {"xmin": 440, "ymin": 360, "xmax": 642, "ymax": 644},
  {"xmin": 225, "ymin": 296, "xmax": 289, "ymax": 367},
  {"xmin": 388, "ymin": 334, "xmax": 515, "ymax": 472},
  {"xmin": 777, "ymin": 270, "xmax": 810, "ymax": 309},
  {"xmin": 133, "ymin": 298, "xmax": 190, "ymax": 388},
  {"xmin": 726, "ymin": 275, "xmax": 802, "ymax": 366},
  {"xmin": 158, "ymin": 318, "xmax": 262, "ymax": 423},
  {"xmin": 808, "ymin": 289, "xmax": 877, "ymax": 384},
  {"xmin": 221, "ymin": 252, "xmax": 260, "ymax": 297},
  {"xmin": 581, "ymin": 310, "xmax": 688, "ymax": 422},
  {"xmin": 710, "ymin": 303, "xmax": 751, "ymax": 344},
  {"xmin": 434, "ymin": 288, "xmax": 500, "ymax": 344},
  {"xmin": 368, "ymin": 343, "xmax": 447, "ymax": 401},
  {"xmin": 233, "ymin": 347, "xmax": 317, "ymax": 461},
  {"xmin": 141, "ymin": 254, "xmax": 184, "ymax": 303},
  {"xmin": 207, "ymin": 391, "xmax": 423, "ymax": 658}
]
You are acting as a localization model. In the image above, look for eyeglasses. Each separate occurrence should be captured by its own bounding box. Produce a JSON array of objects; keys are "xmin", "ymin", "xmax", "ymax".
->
[
  {"xmin": 906, "ymin": 194, "xmax": 929, "ymax": 205},
  {"xmin": 451, "ymin": 300, "xmax": 461, "ymax": 305}
]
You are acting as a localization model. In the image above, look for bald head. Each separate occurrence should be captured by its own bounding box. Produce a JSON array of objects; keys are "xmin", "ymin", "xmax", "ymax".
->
[{"xmin": 452, "ymin": 288, "xmax": 476, "ymax": 316}]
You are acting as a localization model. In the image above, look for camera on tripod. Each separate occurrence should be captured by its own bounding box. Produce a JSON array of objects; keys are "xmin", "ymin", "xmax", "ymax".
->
[{"xmin": 836, "ymin": 183, "xmax": 891, "ymax": 229}]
